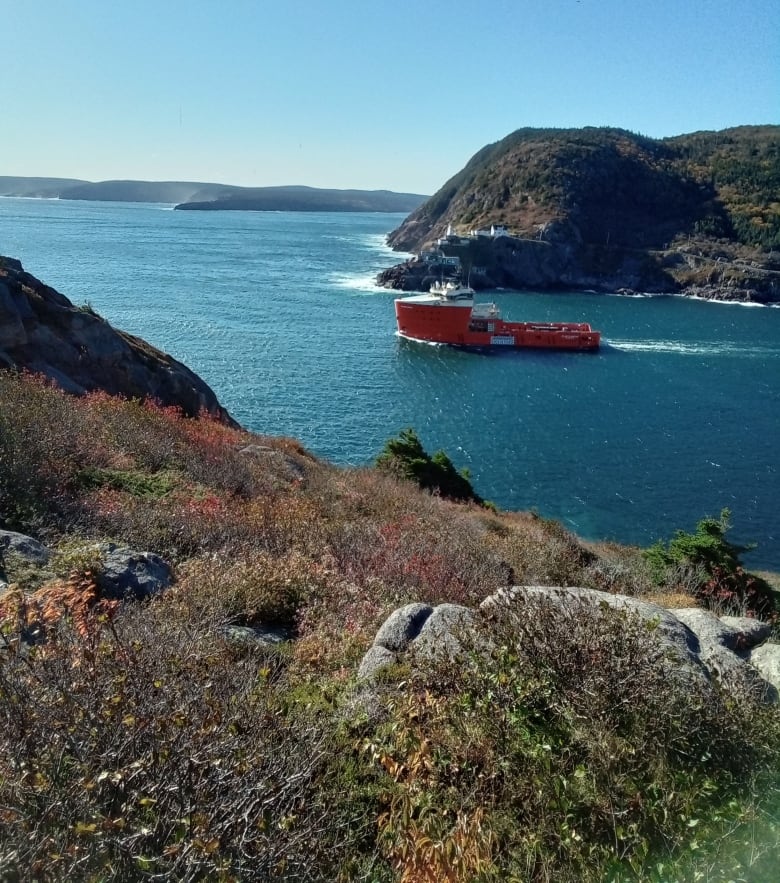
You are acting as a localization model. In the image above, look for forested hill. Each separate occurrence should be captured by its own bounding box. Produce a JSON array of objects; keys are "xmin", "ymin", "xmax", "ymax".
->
[
  {"xmin": 388, "ymin": 126, "xmax": 780, "ymax": 252},
  {"xmin": 173, "ymin": 186, "xmax": 426, "ymax": 213}
]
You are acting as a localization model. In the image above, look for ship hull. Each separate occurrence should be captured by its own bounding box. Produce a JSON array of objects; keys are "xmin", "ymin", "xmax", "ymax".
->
[{"xmin": 394, "ymin": 298, "xmax": 601, "ymax": 351}]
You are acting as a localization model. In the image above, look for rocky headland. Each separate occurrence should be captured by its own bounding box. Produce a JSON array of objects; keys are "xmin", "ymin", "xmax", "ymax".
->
[
  {"xmin": 0, "ymin": 255, "xmax": 234, "ymax": 422},
  {"xmin": 378, "ymin": 126, "xmax": 780, "ymax": 302}
]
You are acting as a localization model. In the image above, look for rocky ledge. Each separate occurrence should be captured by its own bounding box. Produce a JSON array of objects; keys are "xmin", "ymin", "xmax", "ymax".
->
[
  {"xmin": 359, "ymin": 587, "xmax": 780, "ymax": 705},
  {"xmin": 378, "ymin": 231, "xmax": 780, "ymax": 303},
  {"xmin": 0, "ymin": 256, "xmax": 234, "ymax": 423}
]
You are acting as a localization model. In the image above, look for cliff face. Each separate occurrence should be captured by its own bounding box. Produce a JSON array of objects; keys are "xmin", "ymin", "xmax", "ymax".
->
[
  {"xmin": 0, "ymin": 256, "xmax": 235, "ymax": 423},
  {"xmin": 381, "ymin": 126, "xmax": 780, "ymax": 301}
]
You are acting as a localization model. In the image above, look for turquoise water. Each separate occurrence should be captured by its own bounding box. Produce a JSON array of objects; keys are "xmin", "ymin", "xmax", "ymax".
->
[{"xmin": 2, "ymin": 197, "xmax": 779, "ymax": 569}]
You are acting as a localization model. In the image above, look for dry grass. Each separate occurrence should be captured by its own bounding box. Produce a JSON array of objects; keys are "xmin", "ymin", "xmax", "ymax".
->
[{"xmin": 2, "ymin": 370, "xmax": 779, "ymax": 880}]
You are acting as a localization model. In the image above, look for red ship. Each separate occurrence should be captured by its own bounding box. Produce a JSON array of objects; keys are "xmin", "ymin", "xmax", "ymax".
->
[{"xmin": 395, "ymin": 282, "xmax": 601, "ymax": 351}]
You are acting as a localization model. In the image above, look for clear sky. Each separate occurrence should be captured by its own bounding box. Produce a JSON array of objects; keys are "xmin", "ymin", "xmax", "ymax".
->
[{"xmin": 3, "ymin": 0, "xmax": 778, "ymax": 194}]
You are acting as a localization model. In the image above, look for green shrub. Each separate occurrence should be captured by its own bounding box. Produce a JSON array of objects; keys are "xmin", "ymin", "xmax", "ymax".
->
[
  {"xmin": 376, "ymin": 428, "xmax": 483, "ymax": 505},
  {"xmin": 77, "ymin": 466, "xmax": 179, "ymax": 499},
  {"xmin": 364, "ymin": 597, "xmax": 780, "ymax": 881},
  {"xmin": 644, "ymin": 509, "xmax": 777, "ymax": 618}
]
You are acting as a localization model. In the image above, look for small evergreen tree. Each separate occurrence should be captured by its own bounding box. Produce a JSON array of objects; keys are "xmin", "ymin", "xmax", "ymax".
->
[
  {"xmin": 376, "ymin": 428, "xmax": 483, "ymax": 505},
  {"xmin": 644, "ymin": 509, "xmax": 776, "ymax": 618}
]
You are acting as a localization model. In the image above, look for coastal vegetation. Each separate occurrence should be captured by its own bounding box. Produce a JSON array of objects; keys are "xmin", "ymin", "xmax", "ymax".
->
[
  {"xmin": 645, "ymin": 509, "xmax": 778, "ymax": 620},
  {"xmin": 1, "ymin": 370, "xmax": 779, "ymax": 880},
  {"xmin": 376, "ymin": 427, "xmax": 483, "ymax": 505}
]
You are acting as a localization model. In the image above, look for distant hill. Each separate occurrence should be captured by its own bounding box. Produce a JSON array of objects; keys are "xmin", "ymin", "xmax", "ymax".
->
[
  {"xmin": 381, "ymin": 126, "xmax": 780, "ymax": 301},
  {"xmin": 0, "ymin": 176, "xmax": 88, "ymax": 198},
  {"xmin": 174, "ymin": 186, "xmax": 427, "ymax": 213},
  {"xmin": 0, "ymin": 177, "xmax": 233, "ymax": 204},
  {"xmin": 58, "ymin": 180, "xmax": 234, "ymax": 204},
  {"xmin": 0, "ymin": 177, "xmax": 427, "ymax": 212}
]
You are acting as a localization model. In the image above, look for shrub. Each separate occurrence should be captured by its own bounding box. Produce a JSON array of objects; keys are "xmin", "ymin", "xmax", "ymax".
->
[
  {"xmin": 645, "ymin": 509, "xmax": 777, "ymax": 618},
  {"xmin": 364, "ymin": 597, "xmax": 780, "ymax": 881},
  {"xmin": 0, "ymin": 597, "xmax": 384, "ymax": 881},
  {"xmin": 376, "ymin": 429, "xmax": 483, "ymax": 505},
  {"xmin": 174, "ymin": 551, "xmax": 325, "ymax": 631}
]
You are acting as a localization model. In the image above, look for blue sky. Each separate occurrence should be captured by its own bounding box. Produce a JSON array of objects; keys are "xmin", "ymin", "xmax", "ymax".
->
[{"xmin": 3, "ymin": 0, "xmax": 778, "ymax": 194}]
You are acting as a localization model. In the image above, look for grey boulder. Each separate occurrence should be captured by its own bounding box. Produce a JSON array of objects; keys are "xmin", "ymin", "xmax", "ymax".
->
[
  {"xmin": 373, "ymin": 602, "xmax": 433, "ymax": 652},
  {"xmin": 94, "ymin": 543, "xmax": 172, "ymax": 600},
  {"xmin": 749, "ymin": 643, "xmax": 780, "ymax": 694},
  {"xmin": 0, "ymin": 529, "xmax": 51, "ymax": 567}
]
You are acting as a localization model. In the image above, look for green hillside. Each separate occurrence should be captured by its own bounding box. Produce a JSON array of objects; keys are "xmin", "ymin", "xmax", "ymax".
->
[{"xmin": 389, "ymin": 126, "xmax": 780, "ymax": 252}]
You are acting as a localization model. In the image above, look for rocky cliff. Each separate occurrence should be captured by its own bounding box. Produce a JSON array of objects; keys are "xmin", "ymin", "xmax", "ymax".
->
[
  {"xmin": 0, "ymin": 256, "xmax": 235, "ymax": 423},
  {"xmin": 380, "ymin": 126, "xmax": 780, "ymax": 301}
]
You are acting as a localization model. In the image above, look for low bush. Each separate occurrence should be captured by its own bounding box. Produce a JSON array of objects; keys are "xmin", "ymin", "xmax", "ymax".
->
[
  {"xmin": 365, "ymin": 597, "xmax": 780, "ymax": 881},
  {"xmin": 376, "ymin": 428, "xmax": 484, "ymax": 505},
  {"xmin": 174, "ymin": 551, "xmax": 325, "ymax": 631},
  {"xmin": 645, "ymin": 509, "xmax": 777, "ymax": 618},
  {"xmin": 0, "ymin": 598, "xmax": 385, "ymax": 882}
]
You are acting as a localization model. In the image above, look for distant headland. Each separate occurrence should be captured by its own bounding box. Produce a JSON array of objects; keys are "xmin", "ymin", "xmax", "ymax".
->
[{"xmin": 0, "ymin": 177, "xmax": 427, "ymax": 213}]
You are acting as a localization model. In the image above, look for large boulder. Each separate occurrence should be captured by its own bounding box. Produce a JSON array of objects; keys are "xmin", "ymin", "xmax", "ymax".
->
[
  {"xmin": 674, "ymin": 607, "xmax": 777, "ymax": 702},
  {"xmin": 93, "ymin": 543, "xmax": 173, "ymax": 600},
  {"xmin": 749, "ymin": 644, "xmax": 780, "ymax": 694},
  {"xmin": 674, "ymin": 608, "xmax": 772, "ymax": 652},
  {"xmin": 720, "ymin": 615, "xmax": 774, "ymax": 648},
  {"xmin": 357, "ymin": 603, "xmax": 433, "ymax": 681},
  {"xmin": 0, "ymin": 529, "xmax": 52, "ymax": 568},
  {"xmin": 373, "ymin": 602, "xmax": 433, "ymax": 652},
  {"xmin": 412, "ymin": 603, "xmax": 478, "ymax": 660},
  {"xmin": 357, "ymin": 645, "xmax": 399, "ymax": 682},
  {"xmin": 358, "ymin": 586, "xmax": 778, "ymax": 704}
]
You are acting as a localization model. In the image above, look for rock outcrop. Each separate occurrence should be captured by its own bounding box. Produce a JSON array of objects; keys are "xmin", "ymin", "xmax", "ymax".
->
[
  {"xmin": 0, "ymin": 256, "xmax": 235, "ymax": 423},
  {"xmin": 378, "ymin": 235, "xmax": 779, "ymax": 301},
  {"xmin": 0, "ymin": 532, "xmax": 173, "ymax": 603},
  {"xmin": 359, "ymin": 586, "xmax": 779, "ymax": 703},
  {"xmin": 0, "ymin": 529, "xmax": 52, "ymax": 569},
  {"xmin": 89, "ymin": 543, "xmax": 173, "ymax": 601}
]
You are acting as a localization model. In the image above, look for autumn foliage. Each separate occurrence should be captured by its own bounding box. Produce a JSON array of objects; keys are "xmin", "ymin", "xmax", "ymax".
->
[{"xmin": 1, "ymin": 370, "xmax": 779, "ymax": 881}]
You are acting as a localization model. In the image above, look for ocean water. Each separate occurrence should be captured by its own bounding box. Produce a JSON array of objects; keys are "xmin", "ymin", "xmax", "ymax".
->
[{"xmin": 2, "ymin": 197, "xmax": 779, "ymax": 569}]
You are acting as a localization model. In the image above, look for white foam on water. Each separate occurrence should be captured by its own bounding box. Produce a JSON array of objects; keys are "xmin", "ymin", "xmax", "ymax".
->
[
  {"xmin": 328, "ymin": 272, "xmax": 392, "ymax": 293},
  {"xmin": 605, "ymin": 290, "xmax": 666, "ymax": 299},
  {"xmin": 396, "ymin": 331, "xmax": 443, "ymax": 346},
  {"xmin": 669, "ymin": 291, "xmax": 772, "ymax": 307},
  {"xmin": 607, "ymin": 339, "xmax": 779, "ymax": 357}
]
